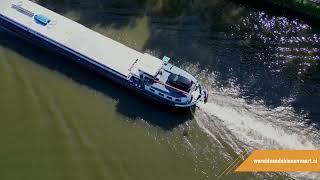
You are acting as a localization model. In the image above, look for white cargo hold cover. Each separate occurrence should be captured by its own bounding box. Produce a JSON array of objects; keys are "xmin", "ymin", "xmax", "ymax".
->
[
  {"xmin": 0, "ymin": 0, "xmax": 164, "ymax": 77},
  {"xmin": 134, "ymin": 53, "xmax": 163, "ymax": 77}
]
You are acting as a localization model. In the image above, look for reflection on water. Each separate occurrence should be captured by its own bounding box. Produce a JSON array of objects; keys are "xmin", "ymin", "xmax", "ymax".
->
[{"xmin": 1, "ymin": 0, "xmax": 320, "ymax": 179}]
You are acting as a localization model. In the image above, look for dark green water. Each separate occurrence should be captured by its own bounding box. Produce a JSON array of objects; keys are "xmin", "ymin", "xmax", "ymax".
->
[{"xmin": 1, "ymin": 0, "xmax": 320, "ymax": 179}]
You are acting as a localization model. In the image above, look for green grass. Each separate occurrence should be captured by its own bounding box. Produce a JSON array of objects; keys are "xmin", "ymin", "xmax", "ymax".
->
[{"xmin": 268, "ymin": 0, "xmax": 320, "ymax": 19}]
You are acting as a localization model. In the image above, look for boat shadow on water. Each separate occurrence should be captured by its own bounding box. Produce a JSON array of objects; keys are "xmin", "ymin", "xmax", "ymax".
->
[{"xmin": 0, "ymin": 30, "xmax": 193, "ymax": 130}]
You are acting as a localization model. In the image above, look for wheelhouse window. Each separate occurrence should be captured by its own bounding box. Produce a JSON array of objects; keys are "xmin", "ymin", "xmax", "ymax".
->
[
  {"xmin": 175, "ymin": 98, "xmax": 181, "ymax": 102},
  {"xmin": 167, "ymin": 74, "xmax": 193, "ymax": 92}
]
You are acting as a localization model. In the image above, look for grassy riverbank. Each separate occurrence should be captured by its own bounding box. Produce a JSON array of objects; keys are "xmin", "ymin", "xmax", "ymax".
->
[{"xmin": 264, "ymin": 0, "xmax": 320, "ymax": 19}]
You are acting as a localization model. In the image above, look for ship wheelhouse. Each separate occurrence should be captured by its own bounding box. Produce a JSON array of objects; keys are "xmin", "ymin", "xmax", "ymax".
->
[{"xmin": 128, "ymin": 54, "xmax": 207, "ymax": 107}]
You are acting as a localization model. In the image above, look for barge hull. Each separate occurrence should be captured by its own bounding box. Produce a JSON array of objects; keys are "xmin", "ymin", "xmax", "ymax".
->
[
  {"xmin": 0, "ymin": 15, "xmax": 177, "ymax": 107},
  {"xmin": 0, "ymin": 14, "xmax": 129, "ymax": 86},
  {"xmin": 0, "ymin": 0, "xmax": 192, "ymax": 108}
]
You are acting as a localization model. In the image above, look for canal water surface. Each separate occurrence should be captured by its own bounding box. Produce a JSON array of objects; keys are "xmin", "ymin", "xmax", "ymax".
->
[{"xmin": 0, "ymin": 0, "xmax": 319, "ymax": 179}]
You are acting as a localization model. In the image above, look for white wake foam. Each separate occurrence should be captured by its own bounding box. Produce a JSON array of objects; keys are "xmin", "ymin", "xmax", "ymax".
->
[{"xmin": 195, "ymin": 92, "xmax": 318, "ymax": 150}]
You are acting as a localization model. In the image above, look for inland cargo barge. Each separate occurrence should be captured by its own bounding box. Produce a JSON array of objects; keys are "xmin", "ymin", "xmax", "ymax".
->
[{"xmin": 0, "ymin": 0, "xmax": 208, "ymax": 108}]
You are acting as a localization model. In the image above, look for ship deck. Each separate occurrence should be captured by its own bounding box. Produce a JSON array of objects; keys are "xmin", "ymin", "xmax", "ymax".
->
[{"xmin": 0, "ymin": 0, "xmax": 151, "ymax": 77}]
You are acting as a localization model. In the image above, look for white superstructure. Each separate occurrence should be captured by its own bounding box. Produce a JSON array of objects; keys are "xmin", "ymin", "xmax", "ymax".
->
[{"xmin": 0, "ymin": 0, "xmax": 163, "ymax": 77}]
